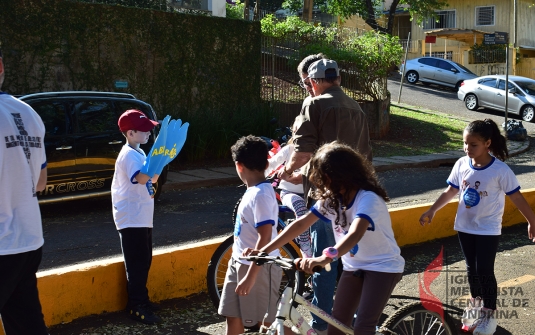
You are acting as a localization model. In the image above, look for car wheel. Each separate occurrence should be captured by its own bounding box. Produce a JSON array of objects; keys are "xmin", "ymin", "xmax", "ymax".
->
[
  {"xmin": 464, "ymin": 94, "xmax": 479, "ymax": 111},
  {"xmin": 522, "ymin": 105, "xmax": 535, "ymax": 122},
  {"xmin": 406, "ymin": 71, "xmax": 419, "ymax": 84}
]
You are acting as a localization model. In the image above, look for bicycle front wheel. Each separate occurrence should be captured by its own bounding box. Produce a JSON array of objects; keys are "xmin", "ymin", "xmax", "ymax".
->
[
  {"xmin": 379, "ymin": 302, "xmax": 457, "ymax": 335},
  {"xmin": 206, "ymin": 235, "xmax": 305, "ymax": 309}
]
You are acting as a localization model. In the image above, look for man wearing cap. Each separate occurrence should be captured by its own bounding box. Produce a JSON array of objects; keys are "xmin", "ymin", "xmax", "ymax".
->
[
  {"xmin": 0, "ymin": 47, "xmax": 49, "ymax": 334},
  {"xmin": 112, "ymin": 109, "xmax": 162, "ymax": 325},
  {"xmin": 278, "ymin": 58, "xmax": 372, "ymax": 334}
]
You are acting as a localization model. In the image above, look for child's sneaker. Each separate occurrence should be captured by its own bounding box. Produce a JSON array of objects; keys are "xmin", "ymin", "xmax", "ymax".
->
[
  {"xmin": 461, "ymin": 297, "xmax": 483, "ymax": 332},
  {"xmin": 129, "ymin": 303, "xmax": 163, "ymax": 325},
  {"xmin": 473, "ymin": 308, "xmax": 497, "ymax": 335}
]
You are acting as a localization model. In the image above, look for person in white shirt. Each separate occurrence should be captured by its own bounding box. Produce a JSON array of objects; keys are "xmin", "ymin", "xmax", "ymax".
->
[
  {"xmin": 0, "ymin": 48, "xmax": 49, "ymax": 334},
  {"xmin": 249, "ymin": 141, "xmax": 404, "ymax": 335},
  {"xmin": 420, "ymin": 119, "xmax": 535, "ymax": 335},
  {"xmin": 112, "ymin": 109, "xmax": 161, "ymax": 325}
]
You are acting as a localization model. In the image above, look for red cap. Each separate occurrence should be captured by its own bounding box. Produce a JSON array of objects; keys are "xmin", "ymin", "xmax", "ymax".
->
[{"xmin": 118, "ymin": 109, "xmax": 159, "ymax": 132}]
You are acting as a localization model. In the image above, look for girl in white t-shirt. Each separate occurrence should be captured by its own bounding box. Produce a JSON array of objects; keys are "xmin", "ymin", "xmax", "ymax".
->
[
  {"xmin": 251, "ymin": 141, "xmax": 405, "ymax": 335},
  {"xmin": 419, "ymin": 119, "xmax": 535, "ymax": 335}
]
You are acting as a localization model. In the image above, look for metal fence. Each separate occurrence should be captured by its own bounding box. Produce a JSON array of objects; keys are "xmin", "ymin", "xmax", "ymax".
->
[
  {"xmin": 468, "ymin": 49, "xmax": 506, "ymax": 64},
  {"xmin": 261, "ymin": 29, "xmax": 387, "ymax": 125}
]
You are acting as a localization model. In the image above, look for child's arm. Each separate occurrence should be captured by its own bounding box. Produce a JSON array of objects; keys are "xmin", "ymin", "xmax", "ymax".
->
[
  {"xmin": 507, "ymin": 191, "xmax": 535, "ymax": 242},
  {"xmin": 259, "ymin": 211, "xmax": 318, "ymax": 254},
  {"xmin": 134, "ymin": 172, "xmax": 159, "ymax": 185},
  {"xmin": 235, "ymin": 224, "xmax": 274, "ymax": 295},
  {"xmin": 419, "ymin": 185, "xmax": 458, "ymax": 226},
  {"xmin": 298, "ymin": 216, "xmax": 369, "ymax": 273}
]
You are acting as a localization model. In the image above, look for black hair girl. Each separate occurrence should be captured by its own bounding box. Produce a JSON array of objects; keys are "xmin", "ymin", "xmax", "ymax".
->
[
  {"xmin": 465, "ymin": 119, "xmax": 508, "ymax": 161},
  {"xmin": 308, "ymin": 141, "xmax": 388, "ymax": 227}
]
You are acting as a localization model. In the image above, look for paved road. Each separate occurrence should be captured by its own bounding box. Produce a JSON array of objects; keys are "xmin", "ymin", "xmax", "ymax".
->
[
  {"xmin": 39, "ymin": 136, "xmax": 535, "ymax": 270},
  {"xmin": 388, "ymin": 75, "xmax": 535, "ymax": 136}
]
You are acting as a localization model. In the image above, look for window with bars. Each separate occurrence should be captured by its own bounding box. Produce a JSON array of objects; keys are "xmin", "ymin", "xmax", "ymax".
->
[
  {"xmin": 423, "ymin": 10, "xmax": 456, "ymax": 30},
  {"xmin": 476, "ymin": 6, "xmax": 495, "ymax": 26}
]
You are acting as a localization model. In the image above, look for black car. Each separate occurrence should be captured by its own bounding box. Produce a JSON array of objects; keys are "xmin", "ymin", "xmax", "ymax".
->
[{"xmin": 19, "ymin": 91, "xmax": 168, "ymax": 204}]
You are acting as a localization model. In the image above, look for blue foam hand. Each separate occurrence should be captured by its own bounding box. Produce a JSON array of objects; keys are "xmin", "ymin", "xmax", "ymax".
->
[
  {"xmin": 140, "ymin": 115, "xmax": 171, "ymax": 177},
  {"xmin": 152, "ymin": 119, "xmax": 189, "ymax": 175}
]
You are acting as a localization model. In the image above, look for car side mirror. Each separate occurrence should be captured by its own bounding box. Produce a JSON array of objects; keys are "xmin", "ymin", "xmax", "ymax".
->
[{"xmin": 508, "ymin": 88, "xmax": 516, "ymax": 94}]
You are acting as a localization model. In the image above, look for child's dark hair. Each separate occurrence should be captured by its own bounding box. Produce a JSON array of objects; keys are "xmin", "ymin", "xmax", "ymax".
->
[
  {"xmin": 309, "ymin": 141, "xmax": 389, "ymax": 227},
  {"xmin": 231, "ymin": 135, "xmax": 268, "ymax": 172},
  {"xmin": 465, "ymin": 119, "xmax": 508, "ymax": 161}
]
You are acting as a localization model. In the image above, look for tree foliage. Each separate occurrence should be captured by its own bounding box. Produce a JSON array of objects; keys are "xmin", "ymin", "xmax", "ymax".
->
[
  {"xmin": 261, "ymin": 15, "xmax": 403, "ymax": 101},
  {"xmin": 282, "ymin": 0, "xmax": 448, "ymax": 34}
]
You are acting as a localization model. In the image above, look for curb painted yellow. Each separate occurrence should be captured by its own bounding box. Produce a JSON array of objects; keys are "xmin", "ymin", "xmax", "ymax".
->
[{"xmin": 1, "ymin": 189, "xmax": 533, "ymax": 332}]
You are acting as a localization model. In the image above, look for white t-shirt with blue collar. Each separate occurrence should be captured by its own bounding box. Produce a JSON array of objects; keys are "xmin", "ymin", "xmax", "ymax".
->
[
  {"xmin": 232, "ymin": 181, "xmax": 280, "ymax": 265},
  {"xmin": 111, "ymin": 144, "xmax": 154, "ymax": 230},
  {"xmin": 311, "ymin": 190, "xmax": 404, "ymax": 273},
  {"xmin": 447, "ymin": 156, "xmax": 520, "ymax": 236}
]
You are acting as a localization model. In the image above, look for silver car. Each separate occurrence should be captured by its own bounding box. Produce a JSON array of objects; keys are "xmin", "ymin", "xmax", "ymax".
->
[
  {"xmin": 400, "ymin": 57, "xmax": 477, "ymax": 90},
  {"xmin": 458, "ymin": 75, "xmax": 535, "ymax": 122}
]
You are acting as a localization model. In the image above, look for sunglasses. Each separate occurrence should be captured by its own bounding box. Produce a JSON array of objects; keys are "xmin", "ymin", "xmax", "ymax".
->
[{"xmin": 298, "ymin": 77, "xmax": 312, "ymax": 88}]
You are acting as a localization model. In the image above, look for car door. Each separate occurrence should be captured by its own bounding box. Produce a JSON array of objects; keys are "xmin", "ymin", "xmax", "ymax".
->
[
  {"xmin": 71, "ymin": 99, "xmax": 123, "ymax": 181},
  {"xmin": 494, "ymin": 80, "xmax": 523, "ymax": 115},
  {"xmin": 29, "ymin": 101, "xmax": 77, "ymax": 197},
  {"xmin": 434, "ymin": 60, "xmax": 460, "ymax": 87},
  {"xmin": 474, "ymin": 77, "xmax": 499, "ymax": 108},
  {"xmin": 416, "ymin": 58, "xmax": 438, "ymax": 82}
]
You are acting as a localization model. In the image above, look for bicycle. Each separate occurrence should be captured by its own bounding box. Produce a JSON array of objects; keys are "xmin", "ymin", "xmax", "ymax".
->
[
  {"xmin": 239, "ymin": 254, "xmax": 457, "ymax": 335},
  {"xmin": 206, "ymin": 197, "xmax": 306, "ymax": 309}
]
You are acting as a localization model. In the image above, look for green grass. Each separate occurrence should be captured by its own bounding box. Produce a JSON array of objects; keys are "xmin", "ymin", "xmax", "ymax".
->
[{"xmin": 371, "ymin": 106, "xmax": 468, "ymax": 157}]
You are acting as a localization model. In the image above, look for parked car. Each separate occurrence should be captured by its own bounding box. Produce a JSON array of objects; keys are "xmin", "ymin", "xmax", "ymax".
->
[
  {"xmin": 458, "ymin": 75, "xmax": 535, "ymax": 122},
  {"xmin": 18, "ymin": 91, "xmax": 168, "ymax": 204},
  {"xmin": 399, "ymin": 57, "xmax": 477, "ymax": 90}
]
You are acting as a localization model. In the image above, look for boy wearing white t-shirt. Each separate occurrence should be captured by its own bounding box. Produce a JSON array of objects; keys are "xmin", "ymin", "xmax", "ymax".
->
[
  {"xmin": 112, "ymin": 109, "xmax": 161, "ymax": 325},
  {"xmin": 218, "ymin": 135, "xmax": 282, "ymax": 335}
]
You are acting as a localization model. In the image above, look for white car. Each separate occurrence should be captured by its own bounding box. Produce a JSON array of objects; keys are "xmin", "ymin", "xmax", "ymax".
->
[
  {"xmin": 458, "ymin": 75, "xmax": 535, "ymax": 122},
  {"xmin": 400, "ymin": 57, "xmax": 477, "ymax": 90}
]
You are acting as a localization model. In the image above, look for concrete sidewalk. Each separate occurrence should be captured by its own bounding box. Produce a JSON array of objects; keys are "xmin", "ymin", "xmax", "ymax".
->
[{"xmin": 163, "ymin": 138, "xmax": 530, "ymax": 192}]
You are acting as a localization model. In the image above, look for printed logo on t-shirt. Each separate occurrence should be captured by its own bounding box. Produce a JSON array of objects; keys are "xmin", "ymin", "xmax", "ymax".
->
[
  {"xmin": 234, "ymin": 216, "xmax": 242, "ymax": 237},
  {"xmin": 461, "ymin": 179, "xmax": 487, "ymax": 208}
]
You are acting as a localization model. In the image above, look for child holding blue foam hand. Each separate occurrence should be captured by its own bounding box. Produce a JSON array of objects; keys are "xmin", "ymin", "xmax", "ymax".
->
[{"xmin": 111, "ymin": 110, "xmax": 188, "ymax": 325}]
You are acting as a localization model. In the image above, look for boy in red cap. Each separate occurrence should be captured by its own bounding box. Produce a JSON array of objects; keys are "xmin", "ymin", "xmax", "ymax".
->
[{"xmin": 112, "ymin": 109, "xmax": 162, "ymax": 324}]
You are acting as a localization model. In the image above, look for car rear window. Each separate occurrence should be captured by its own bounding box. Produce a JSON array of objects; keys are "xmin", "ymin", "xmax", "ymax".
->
[
  {"xmin": 478, "ymin": 78, "xmax": 497, "ymax": 88},
  {"xmin": 116, "ymin": 101, "xmax": 155, "ymax": 121}
]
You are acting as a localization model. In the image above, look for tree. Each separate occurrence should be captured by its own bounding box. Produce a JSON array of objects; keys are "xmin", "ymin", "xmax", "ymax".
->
[{"xmin": 282, "ymin": 0, "xmax": 448, "ymax": 35}]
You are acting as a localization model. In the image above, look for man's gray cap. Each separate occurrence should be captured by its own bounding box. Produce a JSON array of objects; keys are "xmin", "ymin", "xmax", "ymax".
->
[{"xmin": 307, "ymin": 59, "xmax": 339, "ymax": 79}]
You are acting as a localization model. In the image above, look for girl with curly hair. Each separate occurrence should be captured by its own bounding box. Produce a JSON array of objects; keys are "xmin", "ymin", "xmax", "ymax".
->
[{"xmin": 249, "ymin": 141, "xmax": 405, "ymax": 335}]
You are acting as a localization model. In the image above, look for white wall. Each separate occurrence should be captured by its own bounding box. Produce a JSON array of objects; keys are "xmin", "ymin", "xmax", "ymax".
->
[{"xmin": 209, "ymin": 0, "xmax": 226, "ymax": 17}]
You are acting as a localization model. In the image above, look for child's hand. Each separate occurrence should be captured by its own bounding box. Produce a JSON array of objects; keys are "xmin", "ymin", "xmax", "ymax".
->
[
  {"xmin": 242, "ymin": 248, "xmax": 259, "ymax": 256},
  {"xmin": 295, "ymin": 256, "xmax": 330, "ymax": 274},
  {"xmin": 236, "ymin": 276, "xmax": 255, "ymax": 296},
  {"xmin": 419, "ymin": 210, "xmax": 434, "ymax": 226},
  {"xmin": 528, "ymin": 223, "xmax": 535, "ymax": 243}
]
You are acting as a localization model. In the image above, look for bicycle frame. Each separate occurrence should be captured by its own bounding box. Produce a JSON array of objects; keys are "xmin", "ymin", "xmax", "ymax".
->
[{"xmin": 266, "ymin": 285, "xmax": 353, "ymax": 335}]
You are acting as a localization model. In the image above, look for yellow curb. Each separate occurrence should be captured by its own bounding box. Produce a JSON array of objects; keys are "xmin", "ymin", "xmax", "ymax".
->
[{"xmin": 1, "ymin": 189, "xmax": 534, "ymax": 332}]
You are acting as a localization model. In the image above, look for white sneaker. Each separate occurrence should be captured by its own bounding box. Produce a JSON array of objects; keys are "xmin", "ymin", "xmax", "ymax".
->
[
  {"xmin": 473, "ymin": 308, "xmax": 497, "ymax": 335},
  {"xmin": 461, "ymin": 296, "xmax": 483, "ymax": 332}
]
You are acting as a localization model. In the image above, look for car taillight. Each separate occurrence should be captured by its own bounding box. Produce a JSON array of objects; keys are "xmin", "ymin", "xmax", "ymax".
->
[{"xmin": 460, "ymin": 81, "xmax": 465, "ymax": 86}]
